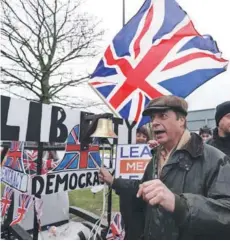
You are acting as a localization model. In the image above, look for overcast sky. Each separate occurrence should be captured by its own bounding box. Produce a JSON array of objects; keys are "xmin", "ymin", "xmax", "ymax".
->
[
  {"xmin": 79, "ymin": 0, "xmax": 230, "ymax": 111},
  {"xmin": 2, "ymin": 0, "xmax": 229, "ymax": 112}
]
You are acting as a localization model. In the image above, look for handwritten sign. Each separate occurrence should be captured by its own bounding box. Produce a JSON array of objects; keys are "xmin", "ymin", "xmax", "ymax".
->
[
  {"xmin": 1, "ymin": 166, "xmax": 29, "ymax": 192},
  {"xmin": 1, "ymin": 95, "xmax": 137, "ymax": 144},
  {"xmin": 0, "ymin": 95, "xmax": 141, "ymax": 195},
  {"xmin": 30, "ymin": 170, "xmax": 100, "ymax": 196},
  {"xmin": 115, "ymin": 144, "xmax": 152, "ymax": 180}
]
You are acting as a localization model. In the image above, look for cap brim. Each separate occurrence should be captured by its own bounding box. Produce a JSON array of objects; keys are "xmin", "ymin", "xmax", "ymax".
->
[
  {"xmin": 142, "ymin": 106, "xmax": 170, "ymax": 116},
  {"xmin": 142, "ymin": 106, "xmax": 187, "ymax": 117}
]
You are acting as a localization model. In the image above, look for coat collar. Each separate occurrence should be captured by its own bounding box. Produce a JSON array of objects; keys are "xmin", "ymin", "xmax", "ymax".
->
[
  {"xmin": 153, "ymin": 131, "xmax": 204, "ymax": 160},
  {"xmin": 180, "ymin": 132, "xmax": 203, "ymax": 158}
]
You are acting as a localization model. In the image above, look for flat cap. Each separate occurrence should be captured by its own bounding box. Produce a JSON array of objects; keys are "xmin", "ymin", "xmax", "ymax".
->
[{"xmin": 142, "ymin": 95, "xmax": 188, "ymax": 116}]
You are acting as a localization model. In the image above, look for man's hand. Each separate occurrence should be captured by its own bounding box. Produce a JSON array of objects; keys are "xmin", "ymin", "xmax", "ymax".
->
[
  {"xmin": 99, "ymin": 167, "xmax": 114, "ymax": 185},
  {"xmin": 148, "ymin": 140, "xmax": 159, "ymax": 149},
  {"xmin": 137, "ymin": 179, "xmax": 175, "ymax": 212}
]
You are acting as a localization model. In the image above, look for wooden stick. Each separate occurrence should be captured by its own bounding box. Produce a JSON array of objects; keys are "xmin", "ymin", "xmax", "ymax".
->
[{"xmin": 88, "ymin": 82, "xmax": 119, "ymax": 117}]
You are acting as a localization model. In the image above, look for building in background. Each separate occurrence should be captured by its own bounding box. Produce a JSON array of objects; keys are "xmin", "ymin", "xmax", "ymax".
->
[{"xmin": 187, "ymin": 109, "xmax": 215, "ymax": 133}]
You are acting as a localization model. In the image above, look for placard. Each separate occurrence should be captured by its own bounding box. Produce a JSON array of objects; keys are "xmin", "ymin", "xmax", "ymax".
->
[
  {"xmin": 1, "ymin": 166, "xmax": 29, "ymax": 192},
  {"xmin": 30, "ymin": 169, "xmax": 100, "ymax": 196},
  {"xmin": 1, "ymin": 95, "xmax": 137, "ymax": 144},
  {"xmin": 115, "ymin": 144, "xmax": 152, "ymax": 180}
]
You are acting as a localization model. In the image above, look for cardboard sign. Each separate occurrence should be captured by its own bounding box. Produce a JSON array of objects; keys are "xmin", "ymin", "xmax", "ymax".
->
[
  {"xmin": 1, "ymin": 141, "xmax": 29, "ymax": 192},
  {"xmin": 30, "ymin": 170, "xmax": 100, "ymax": 196},
  {"xmin": 1, "ymin": 166, "xmax": 29, "ymax": 192},
  {"xmin": 115, "ymin": 144, "xmax": 152, "ymax": 180},
  {"xmin": 1, "ymin": 95, "xmax": 137, "ymax": 144},
  {"xmin": 0, "ymin": 95, "xmax": 141, "ymax": 194}
]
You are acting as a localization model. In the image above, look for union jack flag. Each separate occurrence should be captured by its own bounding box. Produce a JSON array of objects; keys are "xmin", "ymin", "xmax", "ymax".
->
[
  {"xmin": 89, "ymin": 0, "xmax": 228, "ymax": 127},
  {"xmin": 4, "ymin": 141, "xmax": 25, "ymax": 172},
  {"xmin": 23, "ymin": 150, "xmax": 38, "ymax": 173},
  {"xmin": 42, "ymin": 158, "xmax": 58, "ymax": 174},
  {"xmin": 10, "ymin": 193, "xmax": 33, "ymax": 226},
  {"xmin": 53, "ymin": 125, "xmax": 101, "ymax": 171},
  {"xmin": 23, "ymin": 150, "xmax": 57, "ymax": 175},
  {"xmin": 1, "ymin": 186, "xmax": 14, "ymax": 217},
  {"xmin": 106, "ymin": 212, "xmax": 125, "ymax": 240}
]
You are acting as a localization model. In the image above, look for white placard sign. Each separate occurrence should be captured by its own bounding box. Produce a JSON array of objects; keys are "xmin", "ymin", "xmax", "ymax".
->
[
  {"xmin": 115, "ymin": 144, "xmax": 152, "ymax": 180},
  {"xmin": 1, "ymin": 95, "xmax": 137, "ymax": 145},
  {"xmin": 30, "ymin": 169, "xmax": 99, "ymax": 196},
  {"xmin": 1, "ymin": 166, "xmax": 29, "ymax": 192},
  {"xmin": 1, "ymin": 95, "xmax": 141, "ymax": 194}
]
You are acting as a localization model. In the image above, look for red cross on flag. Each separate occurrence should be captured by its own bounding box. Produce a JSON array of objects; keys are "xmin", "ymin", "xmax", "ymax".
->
[{"xmin": 1, "ymin": 186, "xmax": 14, "ymax": 217}]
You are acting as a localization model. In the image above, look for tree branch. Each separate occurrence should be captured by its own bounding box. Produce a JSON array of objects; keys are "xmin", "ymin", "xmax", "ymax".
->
[
  {"xmin": 50, "ymin": 75, "xmax": 89, "ymax": 95},
  {"xmin": 1, "ymin": 68, "xmax": 41, "ymax": 98},
  {"xmin": 1, "ymin": 0, "xmax": 104, "ymax": 105}
]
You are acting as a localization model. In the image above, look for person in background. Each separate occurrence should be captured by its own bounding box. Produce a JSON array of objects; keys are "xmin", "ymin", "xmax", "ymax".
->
[
  {"xmin": 199, "ymin": 125, "xmax": 212, "ymax": 143},
  {"xmin": 136, "ymin": 126, "xmax": 149, "ymax": 144},
  {"xmin": 207, "ymin": 101, "xmax": 230, "ymax": 157},
  {"xmin": 116, "ymin": 126, "xmax": 150, "ymax": 239}
]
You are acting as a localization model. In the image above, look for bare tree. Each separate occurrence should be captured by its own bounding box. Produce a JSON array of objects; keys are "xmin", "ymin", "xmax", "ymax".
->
[{"xmin": 1, "ymin": 0, "xmax": 104, "ymax": 106}]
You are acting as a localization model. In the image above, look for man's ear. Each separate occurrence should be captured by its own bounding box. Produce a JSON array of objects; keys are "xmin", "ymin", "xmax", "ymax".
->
[{"xmin": 179, "ymin": 116, "xmax": 186, "ymax": 128}]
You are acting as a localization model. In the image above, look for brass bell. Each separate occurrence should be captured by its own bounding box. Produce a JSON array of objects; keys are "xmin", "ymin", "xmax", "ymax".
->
[{"xmin": 90, "ymin": 118, "xmax": 118, "ymax": 138}]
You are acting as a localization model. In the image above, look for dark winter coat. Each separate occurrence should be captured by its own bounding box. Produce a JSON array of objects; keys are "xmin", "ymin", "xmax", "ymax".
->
[
  {"xmin": 207, "ymin": 128, "xmax": 230, "ymax": 157},
  {"xmin": 112, "ymin": 133, "xmax": 230, "ymax": 239}
]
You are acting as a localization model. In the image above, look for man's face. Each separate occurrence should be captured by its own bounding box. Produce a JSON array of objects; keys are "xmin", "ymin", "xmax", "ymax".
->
[
  {"xmin": 136, "ymin": 132, "xmax": 148, "ymax": 144},
  {"xmin": 150, "ymin": 110, "xmax": 185, "ymax": 145},
  {"xmin": 200, "ymin": 133, "xmax": 212, "ymax": 142},
  {"xmin": 219, "ymin": 113, "xmax": 230, "ymax": 136}
]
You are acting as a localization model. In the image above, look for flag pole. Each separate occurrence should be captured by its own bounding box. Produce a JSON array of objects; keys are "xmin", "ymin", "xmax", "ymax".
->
[
  {"xmin": 107, "ymin": 0, "xmax": 126, "ymax": 233},
  {"xmin": 122, "ymin": 0, "xmax": 126, "ymax": 27},
  {"xmin": 88, "ymin": 83, "xmax": 119, "ymax": 117}
]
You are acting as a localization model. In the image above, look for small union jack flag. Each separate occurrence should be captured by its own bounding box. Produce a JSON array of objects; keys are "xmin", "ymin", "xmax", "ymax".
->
[
  {"xmin": 23, "ymin": 150, "xmax": 38, "ymax": 173},
  {"xmin": 42, "ymin": 158, "xmax": 58, "ymax": 174},
  {"xmin": 1, "ymin": 186, "xmax": 14, "ymax": 217},
  {"xmin": 4, "ymin": 141, "xmax": 25, "ymax": 172},
  {"xmin": 10, "ymin": 193, "xmax": 33, "ymax": 226},
  {"xmin": 106, "ymin": 212, "xmax": 125, "ymax": 240},
  {"xmin": 53, "ymin": 125, "xmax": 101, "ymax": 171},
  {"xmin": 89, "ymin": 0, "xmax": 228, "ymax": 127},
  {"xmin": 23, "ymin": 150, "xmax": 58, "ymax": 175}
]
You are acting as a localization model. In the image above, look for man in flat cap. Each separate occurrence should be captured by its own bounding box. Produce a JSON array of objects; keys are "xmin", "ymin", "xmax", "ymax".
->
[
  {"xmin": 100, "ymin": 95, "xmax": 230, "ymax": 240},
  {"xmin": 207, "ymin": 101, "xmax": 230, "ymax": 157}
]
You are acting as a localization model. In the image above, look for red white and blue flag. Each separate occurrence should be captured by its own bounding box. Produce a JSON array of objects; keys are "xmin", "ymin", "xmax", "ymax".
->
[
  {"xmin": 106, "ymin": 212, "xmax": 125, "ymax": 240},
  {"xmin": 53, "ymin": 125, "xmax": 101, "ymax": 171},
  {"xmin": 10, "ymin": 193, "xmax": 33, "ymax": 226},
  {"xmin": 23, "ymin": 150, "xmax": 57, "ymax": 175},
  {"xmin": 23, "ymin": 150, "xmax": 38, "ymax": 173},
  {"xmin": 4, "ymin": 141, "xmax": 25, "ymax": 172},
  {"xmin": 1, "ymin": 186, "xmax": 14, "ymax": 217},
  {"xmin": 89, "ymin": 0, "xmax": 228, "ymax": 127}
]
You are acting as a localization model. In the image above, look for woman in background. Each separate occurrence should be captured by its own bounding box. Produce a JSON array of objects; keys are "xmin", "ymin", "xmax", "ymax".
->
[{"xmin": 136, "ymin": 126, "xmax": 149, "ymax": 144}]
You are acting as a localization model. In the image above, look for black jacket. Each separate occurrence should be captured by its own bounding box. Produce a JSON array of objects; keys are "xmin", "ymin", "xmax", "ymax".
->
[
  {"xmin": 207, "ymin": 128, "xmax": 230, "ymax": 157},
  {"xmin": 112, "ymin": 133, "xmax": 230, "ymax": 239}
]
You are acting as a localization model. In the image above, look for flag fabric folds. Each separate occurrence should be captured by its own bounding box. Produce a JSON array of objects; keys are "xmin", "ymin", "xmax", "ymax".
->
[{"xmin": 89, "ymin": 0, "xmax": 228, "ymax": 127}]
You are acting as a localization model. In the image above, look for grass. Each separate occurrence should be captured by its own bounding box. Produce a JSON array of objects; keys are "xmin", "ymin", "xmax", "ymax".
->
[{"xmin": 68, "ymin": 188, "xmax": 120, "ymax": 216}]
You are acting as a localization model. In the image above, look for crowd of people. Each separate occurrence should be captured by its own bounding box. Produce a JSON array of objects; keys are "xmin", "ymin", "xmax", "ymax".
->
[{"xmin": 99, "ymin": 97, "xmax": 230, "ymax": 239}]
